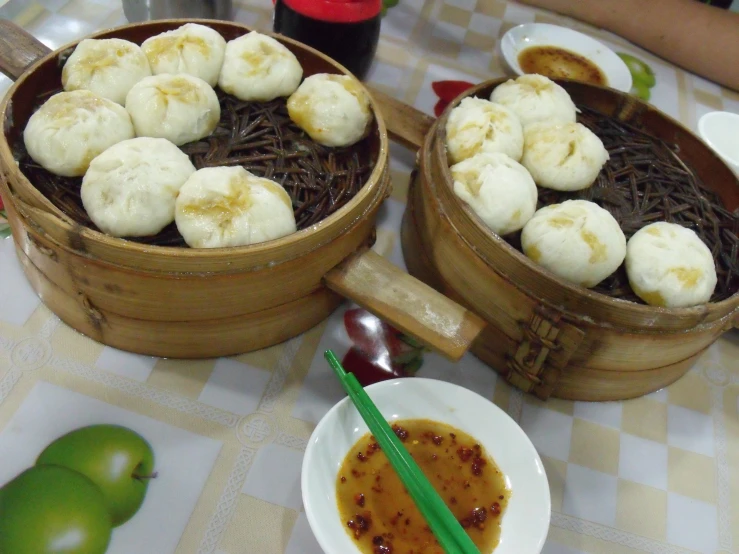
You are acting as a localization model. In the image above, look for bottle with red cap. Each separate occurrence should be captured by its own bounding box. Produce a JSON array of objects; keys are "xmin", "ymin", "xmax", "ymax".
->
[{"xmin": 273, "ymin": 0, "xmax": 382, "ymax": 80}]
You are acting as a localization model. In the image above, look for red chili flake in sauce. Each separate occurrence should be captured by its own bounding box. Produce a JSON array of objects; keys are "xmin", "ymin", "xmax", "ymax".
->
[
  {"xmin": 457, "ymin": 446, "xmax": 474, "ymax": 462},
  {"xmin": 432, "ymin": 435, "xmax": 443, "ymax": 445},
  {"xmin": 432, "ymin": 454, "xmax": 438, "ymax": 461},
  {"xmin": 351, "ymin": 469, "xmax": 361, "ymax": 478},
  {"xmin": 498, "ymin": 495, "xmax": 504, "ymax": 500},
  {"xmin": 459, "ymin": 506, "xmax": 488, "ymax": 529},
  {"xmin": 491, "ymin": 502, "xmax": 501, "ymax": 516},
  {"xmin": 357, "ymin": 452, "xmax": 368, "ymax": 462},
  {"xmin": 392, "ymin": 425, "xmax": 409, "ymax": 441},
  {"xmin": 389, "ymin": 511, "xmax": 403, "ymax": 526},
  {"xmin": 354, "ymin": 493, "xmax": 365, "ymax": 507},
  {"xmin": 347, "ymin": 511, "xmax": 372, "ymax": 539},
  {"xmin": 450, "ymin": 496, "xmax": 458, "ymax": 505},
  {"xmin": 471, "ymin": 456, "xmax": 487, "ymax": 476},
  {"xmin": 450, "ymin": 433, "xmax": 456, "ymax": 439},
  {"xmin": 374, "ymin": 540, "xmax": 393, "ymax": 554},
  {"xmin": 372, "ymin": 476, "xmax": 383, "ymax": 493},
  {"xmin": 340, "ymin": 476, "xmax": 347, "ymax": 483}
]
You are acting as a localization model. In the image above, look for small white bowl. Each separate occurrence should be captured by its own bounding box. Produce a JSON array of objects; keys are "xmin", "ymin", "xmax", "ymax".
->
[
  {"xmin": 501, "ymin": 23, "xmax": 633, "ymax": 93},
  {"xmin": 698, "ymin": 111, "xmax": 739, "ymax": 178},
  {"xmin": 302, "ymin": 378, "xmax": 551, "ymax": 554}
]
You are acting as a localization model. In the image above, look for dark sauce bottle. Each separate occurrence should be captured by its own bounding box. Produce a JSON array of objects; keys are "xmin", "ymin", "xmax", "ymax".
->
[{"xmin": 273, "ymin": 0, "xmax": 381, "ymax": 80}]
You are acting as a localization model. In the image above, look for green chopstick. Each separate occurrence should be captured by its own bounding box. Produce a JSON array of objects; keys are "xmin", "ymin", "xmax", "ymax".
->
[{"xmin": 324, "ymin": 350, "xmax": 482, "ymax": 554}]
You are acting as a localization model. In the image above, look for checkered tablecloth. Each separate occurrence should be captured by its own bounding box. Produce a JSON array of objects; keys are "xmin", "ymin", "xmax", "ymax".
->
[{"xmin": 0, "ymin": 1, "xmax": 737, "ymax": 553}]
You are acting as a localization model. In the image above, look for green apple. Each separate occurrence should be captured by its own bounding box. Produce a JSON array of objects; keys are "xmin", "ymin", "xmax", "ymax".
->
[
  {"xmin": 618, "ymin": 52, "xmax": 657, "ymax": 89},
  {"xmin": 0, "ymin": 465, "xmax": 112, "ymax": 554},
  {"xmin": 37, "ymin": 424, "xmax": 156, "ymax": 527}
]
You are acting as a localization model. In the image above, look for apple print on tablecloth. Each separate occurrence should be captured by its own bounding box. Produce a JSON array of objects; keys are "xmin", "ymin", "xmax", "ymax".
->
[
  {"xmin": 341, "ymin": 308, "xmax": 426, "ymax": 386},
  {"xmin": 432, "ymin": 80, "xmax": 475, "ymax": 117},
  {"xmin": 0, "ymin": 424, "xmax": 156, "ymax": 554},
  {"xmin": 381, "ymin": 0, "xmax": 400, "ymax": 16},
  {"xmin": 617, "ymin": 52, "xmax": 657, "ymax": 101},
  {"xmin": 0, "ymin": 465, "xmax": 113, "ymax": 554}
]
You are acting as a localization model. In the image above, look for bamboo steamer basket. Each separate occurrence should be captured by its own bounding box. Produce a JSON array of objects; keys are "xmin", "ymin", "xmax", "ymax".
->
[
  {"xmin": 369, "ymin": 83, "xmax": 739, "ymax": 401},
  {"xmin": 0, "ymin": 19, "xmax": 485, "ymax": 360}
]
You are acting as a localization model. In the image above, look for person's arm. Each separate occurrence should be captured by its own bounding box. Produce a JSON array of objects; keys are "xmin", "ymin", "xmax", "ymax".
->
[{"xmin": 516, "ymin": 0, "xmax": 739, "ymax": 91}]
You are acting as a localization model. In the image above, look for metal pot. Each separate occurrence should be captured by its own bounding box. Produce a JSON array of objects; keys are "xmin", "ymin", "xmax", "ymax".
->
[{"xmin": 122, "ymin": 0, "xmax": 234, "ymax": 22}]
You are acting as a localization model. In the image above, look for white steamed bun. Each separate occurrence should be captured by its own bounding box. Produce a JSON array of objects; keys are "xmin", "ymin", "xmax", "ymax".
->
[
  {"xmin": 522, "ymin": 200, "xmax": 626, "ymax": 288},
  {"xmin": 521, "ymin": 121, "xmax": 609, "ymax": 191},
  {"xmin": 625, "ymin": 222, "xmax": 717, "ymax": 308},
  {"xmin": 218, "ymin": 31, "xmax": 303, "ymax": 102},
  {"xmin": 62, "ymin": 38, "xmax": 152, "ymax": 105},
  {"xmin": 81, "ymin": 137, "xmax": 196, "ymax": 237},
  {"xmin": 287, "ymin": 73, "xmax": 372, "ymax": 147},
  {"xmin": 175, "ymin": 166, "xmax": 297, "ymax": 248},
  {"xmin": 125, "ymin": 74, "xmax": 220, "ymax": 146},
  {"xmin": 451, "ymin": 152, "xmax": 537, "ymax": 236},
  {"xmin": 142, "ymin": 23, "xmax": 226, "ymax": 87},
  {"xmin": 490, "ymin": 74, "xmax": 577, "ymax": 127},
  {"xmin": 445, "ymin": 97, "xmax": 524, "ymax": 164},
  {"xmin": 23, "ymin": 90, "xmax": 134, "ymax": 177}
]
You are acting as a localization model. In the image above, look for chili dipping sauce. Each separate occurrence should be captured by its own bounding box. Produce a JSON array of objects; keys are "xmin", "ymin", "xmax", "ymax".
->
[
  {"xmin": 518, "ymin": 45, "xmax": 607, "ymax": 86},
  {"xmin": 336, "ymin": 419, "xmax": 510, "ymax": 554}
]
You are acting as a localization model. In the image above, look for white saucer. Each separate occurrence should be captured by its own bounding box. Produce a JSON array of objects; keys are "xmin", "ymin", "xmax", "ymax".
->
[
  {"xmin": 500, "ymin": 23, "xmax": 633, "ymax": 93},
  {"xmin": 302, "ymin": 377, "xmax": 551, "ymax": 554}
]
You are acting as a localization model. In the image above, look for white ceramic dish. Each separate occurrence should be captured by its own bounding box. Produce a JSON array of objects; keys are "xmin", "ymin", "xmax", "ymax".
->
[
  {"xmin": 698, "ymin": 111, "xmax": 739, "ymax": 178},
  {"xmin": 501, "ymin": 23, "xmax": 632, "ymax": 93},
  {"xmin": 302, "ymin": 377, "xmax": 551, "ymax": 554}
]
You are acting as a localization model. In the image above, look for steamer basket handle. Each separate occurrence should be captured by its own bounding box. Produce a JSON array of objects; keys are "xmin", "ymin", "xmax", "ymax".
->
[
  {"xmin": 365, "ymin": 85, "xmax": 434, "ymax": 151},
  {"xmin": 0, "ymin": 19, "xmax": 51, "ymax": 81},
  {"xmin": 324, "ymin": 248, "xmax": 486, "ymax": 362}
]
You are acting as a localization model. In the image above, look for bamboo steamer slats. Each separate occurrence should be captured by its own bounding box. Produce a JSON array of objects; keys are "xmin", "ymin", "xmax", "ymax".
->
[
  {"xmin": 0, "ymin": 19, "xmax": 487, "ymax": 360},
  {"xmin": 10, "ymin": 192, "xmax": 378, "ymax": 321},
  {"xmin": 378, "ymin": 81, "xmax": 739, "ymax": 401},
  {"xmin": 15, "ymin": 243, "xmax": 341, "ymax": 358}
]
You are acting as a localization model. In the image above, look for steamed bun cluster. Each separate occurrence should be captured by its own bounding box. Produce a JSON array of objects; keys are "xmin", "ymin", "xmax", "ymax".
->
[
  {"xmin": 23, "ymin": 24, "xmax": 374, "ymax": 249},
  {"xmin": 444, "ymin": 74, "xmax": 610, "ymax": 237},
  {"xmin": 441, "ymin": 74, "xmax": 716, "ymax": 305}
]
